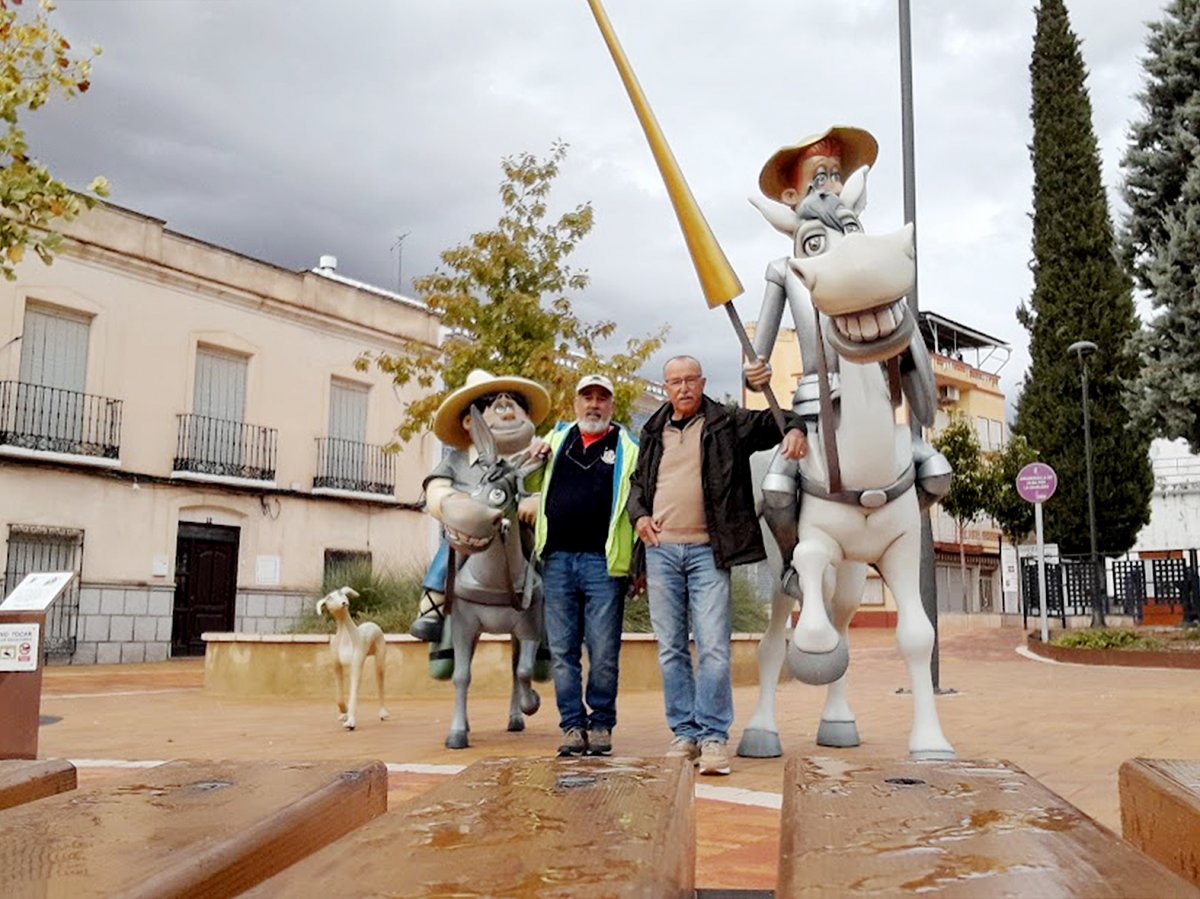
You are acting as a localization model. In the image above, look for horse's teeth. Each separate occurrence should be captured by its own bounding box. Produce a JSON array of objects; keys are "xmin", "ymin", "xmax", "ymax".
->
[
  {"xmin": 835, "ymin": 317, "xmax": 850, "ymax": 337},
  {"xmin": 846, "ymin": 317, "xmax": 863, "ymax": 342},
  {"xmin": 859, "ymin": 313, "xmax": 880, "ymax": 341},
  {"xmin": 877, "ymin": 306, "xmax": 896, "ymax": 334}
]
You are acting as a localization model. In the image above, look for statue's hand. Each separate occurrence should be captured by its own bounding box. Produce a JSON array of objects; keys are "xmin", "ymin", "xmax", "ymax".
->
[
  {"xmin": 744, "ymin": 359, "xmax": 772, "ymax": 391},
  {"xmin": 517, "ymin": 495, "xmax": 539, "ymax": 526}
]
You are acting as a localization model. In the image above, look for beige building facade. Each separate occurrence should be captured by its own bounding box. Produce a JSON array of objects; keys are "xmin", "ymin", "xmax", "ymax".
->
[
  {"xmin": 743, "ymin": 310, "xmax": 1010, "ymax": 622},
  {"xmin": 1, "ymin": 203, "xmax": 440, "ymax": 663}
]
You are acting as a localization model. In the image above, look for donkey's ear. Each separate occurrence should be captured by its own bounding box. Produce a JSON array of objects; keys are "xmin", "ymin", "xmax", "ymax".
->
[
  {"xmin": 841, "ymin": 166, "xmax": 870, "ymax": 215},
  {"xmin": 748, "ymin": 196, "xmax": 798, "ymax": 237},
  {"xmin": 469, "ymin": 405, "xmax": 497, "ymax": 463}
]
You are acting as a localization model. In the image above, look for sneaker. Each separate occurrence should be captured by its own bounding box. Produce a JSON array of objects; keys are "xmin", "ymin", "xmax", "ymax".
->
[
  {"xmin": 586, "ymin": 728, "xmax": 612, "ymax": 756},
  {"xmin": 698, "ymin": 741, "xmax": 731, "ymax": 776},
  {"xmin": 557, "ymin": 728, "xmax": 588, "ymax": 757},
  {"xmin": 665, "ymin": 736, "xmax": 700, "ymax": 763}
]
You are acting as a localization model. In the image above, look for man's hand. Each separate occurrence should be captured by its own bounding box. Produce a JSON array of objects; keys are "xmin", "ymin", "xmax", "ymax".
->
[
  {"xmin": 743, "ymin": 358, "xmax": 772, "ymax": 391},
  {"xmin": 527, "ymin": 437, "xmax": 552, "ymax": 460},
  {"xmin": 634, "ymin": 515, "xmax": 662, "ymax": 548},
  {"xmin": 517, "ymin": 495, "xmax": 539, "ymax": 525},
  {"xmin": 780, "ymin": 428, "xmax": 808, "ymax": 461}
]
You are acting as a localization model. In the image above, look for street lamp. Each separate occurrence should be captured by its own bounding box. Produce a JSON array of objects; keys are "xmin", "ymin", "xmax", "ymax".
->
[{"xmin": 1068, "ymin": 339, "xmax": 1104, "ymax": 628}]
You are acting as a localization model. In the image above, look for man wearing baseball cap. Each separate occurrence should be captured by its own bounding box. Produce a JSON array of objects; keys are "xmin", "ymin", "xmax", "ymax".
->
[{"xmin": 521, "ymin": 373, "xmax": 639, "ymax": 757}]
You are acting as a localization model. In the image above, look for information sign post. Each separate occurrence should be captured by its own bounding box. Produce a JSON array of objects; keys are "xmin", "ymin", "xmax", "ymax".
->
[
  {"xmin": 1016, "ymin": 463, "xmax": 1059, "ymax": 644},
  {"xmin": 0, "ymin": 573, "xmax": 75, "ymax": 759}
]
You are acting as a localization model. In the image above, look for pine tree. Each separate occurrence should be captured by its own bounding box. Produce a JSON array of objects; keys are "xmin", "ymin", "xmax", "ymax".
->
[
  {"xmin": 1013, "ymin": 0, "xmax": 1153, "ymax": 555},
  {"xmin": 1121, "ymin": 0, "xmax": 1200, "ymax": 451}
]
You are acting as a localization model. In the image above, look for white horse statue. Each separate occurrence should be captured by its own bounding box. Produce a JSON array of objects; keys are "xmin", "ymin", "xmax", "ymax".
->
[
  {"xmin": 438, "ymin": 407, "xmax": 545, "ymax": 749},
  {"xmin": 737, "ymin": 166, "xmax": 955, "ymax": 761}
]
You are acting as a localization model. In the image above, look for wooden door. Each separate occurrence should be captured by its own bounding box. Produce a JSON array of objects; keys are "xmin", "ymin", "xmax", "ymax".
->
[{"xmin": 172, "ymin": 524, "xmax": 239, "ymax": 656}]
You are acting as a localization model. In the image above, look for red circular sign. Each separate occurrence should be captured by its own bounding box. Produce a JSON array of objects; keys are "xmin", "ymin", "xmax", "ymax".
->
[{"xmin": 1016, "ymin": 462, "xmax": 1057, "ymax": 504}]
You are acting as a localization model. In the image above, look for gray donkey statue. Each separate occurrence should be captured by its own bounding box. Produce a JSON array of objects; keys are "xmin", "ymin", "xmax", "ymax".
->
[{"xmin": 437, "ymin": 406, "xmax": 546, "ymax": 749}]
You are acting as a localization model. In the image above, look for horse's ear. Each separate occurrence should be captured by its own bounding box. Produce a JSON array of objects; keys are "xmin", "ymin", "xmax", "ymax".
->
[
  {"xmin": 842, "ymin": 166, "xmax": 870, "ymax": 215},
  {"xmin": 748, "ymin": 195, "xmax": 798, "ymax": 237},
  {"xmin": 469, "ymin": 406, "xmax": 497, "ymax": 463}
]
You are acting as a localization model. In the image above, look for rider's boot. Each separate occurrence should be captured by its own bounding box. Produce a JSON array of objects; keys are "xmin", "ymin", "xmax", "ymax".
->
[
  {"xmin": 409, "ymin": 589, "xmax": 445, "ymax": 642},
  {"xmin": 762, "ymin": 450, "xmax": 801, "ymax": 598}
]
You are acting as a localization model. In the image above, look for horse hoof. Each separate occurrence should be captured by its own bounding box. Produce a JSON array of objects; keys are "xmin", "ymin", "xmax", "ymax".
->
[
  {"xmin": 910, "ymin": 747, "xmax": 957, "ymax": 761},
  {"xmin": 445, "ymin": 731, "xmax": 469, "ymax": 749},
  {"xmin": 816, "ymin": 719, "xmax": 860, "ymax": 748},
  {"xmin": 787, "ymin": 638, "xmax": 849, "ymax": 685},
  {"xmin": 507, "ymin": 717, "xmax": 525, "ymax": 732},
  {"xmin": 520, "ymin": 689, "xmax": 540, "ymax": 716},
  {"xmin": 736, "ymin": 728, "xmax": 783, "ymax": 758}
]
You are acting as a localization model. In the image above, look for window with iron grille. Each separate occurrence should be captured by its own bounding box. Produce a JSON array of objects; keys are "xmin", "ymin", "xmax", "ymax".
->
[{"xmin": 3, "ymin": 525, "xmax": 84, "ymax": 658}]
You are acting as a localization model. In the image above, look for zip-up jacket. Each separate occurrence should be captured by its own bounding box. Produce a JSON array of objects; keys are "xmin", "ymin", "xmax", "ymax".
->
[
  {"xmin": 531, "ymin": 422, "xmax": 640, "ymax": 577},
  {"xmin": 627, "ymin": 396, "xmax": 803, "ymax": 570}
]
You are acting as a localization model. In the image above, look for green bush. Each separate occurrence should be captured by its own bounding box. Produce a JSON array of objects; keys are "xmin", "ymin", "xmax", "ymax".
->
[
  {"xmin": 292, "ymin": 560, "xmax": 425, "ymax": 635},
  {"xmin": 1051, "ymin": 629, "xmax": 1165, "ymax": 651}
]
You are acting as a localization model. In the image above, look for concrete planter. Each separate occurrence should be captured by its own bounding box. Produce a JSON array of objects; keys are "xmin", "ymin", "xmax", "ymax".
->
[{"xmin": 202, "ymin": 632, "xmax": 771, "ymax": 699}]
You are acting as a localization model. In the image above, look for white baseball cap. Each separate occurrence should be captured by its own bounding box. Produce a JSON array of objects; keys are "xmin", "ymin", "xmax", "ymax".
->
[{"xmin": 575, "ymin": 373, "xmax": 614, "ymax": 395}]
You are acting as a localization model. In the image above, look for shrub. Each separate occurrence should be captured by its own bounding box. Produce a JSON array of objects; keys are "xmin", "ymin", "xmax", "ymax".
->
[
  {"xmin": 1051, "ymin": 629, "xmax": 1165, "ymax": 651},
  {"xmin": 292, "ymin": 560, "xmax": 425, "ymax": 635},
  {"xmin": 621, "ymin": 567, "xmax": 770, "ymax": 634}
]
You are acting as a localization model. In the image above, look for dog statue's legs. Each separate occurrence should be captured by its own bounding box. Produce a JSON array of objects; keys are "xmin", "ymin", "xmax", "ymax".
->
[
  {"xmin": 334, "ymin": 661, "xmax": 348, "ymax": 724},
  {"xmin": 374, "ymin": 640, "xmax": 390, "ymax": 722}
]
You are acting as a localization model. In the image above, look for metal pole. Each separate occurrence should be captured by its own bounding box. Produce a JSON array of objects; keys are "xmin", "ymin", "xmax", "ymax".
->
[
  {"xmin": 1080, "ymin": 358, "xmax": 1104, "ymax": 627},
  {"xmin": 1036, "ymin": 502, "xmax": 1049, "ymax": 644},
  {"xmin": 899, "ymin": 0, "xmax": 941, "ymax": 687}
]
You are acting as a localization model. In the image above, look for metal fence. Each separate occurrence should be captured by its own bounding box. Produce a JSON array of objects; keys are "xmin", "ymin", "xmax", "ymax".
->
[
  {"xmin": 0, "ymin": 381, "xmax": 122, "ymax": 459},
  {"xmin": 313, "ymin": 438, "xmax": 395, "ymax": 496},
  {"xmin": 174, "ymin": 413, "xmax": 277, "ymax": 481},
  {"xmin": 1021, "ymin": 550, "xmax": 1200, "ymax": 628},
  {"xmin": 3, "ymin": 525, "xmax": 84, "ymax": 658}
]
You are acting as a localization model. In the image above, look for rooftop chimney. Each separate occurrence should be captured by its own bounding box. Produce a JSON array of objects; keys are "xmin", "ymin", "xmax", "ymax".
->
[{"xmin": 317, "ymin": 255, "xmax": 337, "ymax": 272}]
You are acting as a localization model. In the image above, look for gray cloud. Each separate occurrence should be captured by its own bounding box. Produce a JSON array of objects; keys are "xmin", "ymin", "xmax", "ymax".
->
[{"xmin": 25, "ymin": 0, "xmax": 1168, "ymax": 410}]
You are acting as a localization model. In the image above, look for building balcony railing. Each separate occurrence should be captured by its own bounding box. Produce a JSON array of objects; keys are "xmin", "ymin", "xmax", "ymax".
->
[
  {"xmin": 313, "ymin": 437, "xmax": 395, "ymax": 496},
  {"xmin": 0, "ymin": 380, "xmax": 123, "ymax": 459},
  {"xmin": 174, "ymin": 413, "xmax": 276, "ymax": 481}
]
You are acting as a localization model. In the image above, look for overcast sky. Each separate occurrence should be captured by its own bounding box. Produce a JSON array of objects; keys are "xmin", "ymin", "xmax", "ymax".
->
[{"xmin": 25, "ymin": 0, "xmax": 1168, "ymax": 413}]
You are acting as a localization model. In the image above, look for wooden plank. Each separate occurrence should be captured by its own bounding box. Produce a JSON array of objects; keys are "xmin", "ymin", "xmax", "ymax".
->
[
  {"xmin": 0, "ymin": 758, "xmax": 76, "ymax": 811},
  {"xmin": 0, "ymin": 758, "xmax": 388, "ymax": 898},
  {"xmin": 1121, "ymin": 758, "xmax": 1200, "ymax": 888},
  {"xmin": 248, "ymin": 756, "xmax": 695, "ymax": 898},
  {"xmin": 778, "ymin": 756, "xmax": 1197, "ymax": 897}
]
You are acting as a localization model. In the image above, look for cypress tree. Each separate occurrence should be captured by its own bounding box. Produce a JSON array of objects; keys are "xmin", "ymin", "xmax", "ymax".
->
[
  {"xmin": 1013, "ymin": 0, "xmax": 1153, "ymax": 556},
  {"xmin": 1121, "ymin": 0, "xmax": 1200, "ymax": 451}
]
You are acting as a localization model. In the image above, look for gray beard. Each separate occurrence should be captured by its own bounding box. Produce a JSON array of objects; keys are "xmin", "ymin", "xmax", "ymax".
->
[{"xmin": 578, "ymin": 418, "xmax": 611, "ymax": 436}]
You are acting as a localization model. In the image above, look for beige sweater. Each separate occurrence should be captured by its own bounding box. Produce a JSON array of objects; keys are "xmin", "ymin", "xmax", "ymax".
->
[{"xmin": 652, "ymin": 416, "xmax": 709, "ymax": 544}]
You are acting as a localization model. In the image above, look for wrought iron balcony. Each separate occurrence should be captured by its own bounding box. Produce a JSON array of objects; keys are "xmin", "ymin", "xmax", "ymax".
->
[
  {"xmin": 313, "ymin": 437, "xmax": 395, "ymax": 496},
  {"xmin": 174, "ymin": 414, "xmax": 277, "ymax": 481},
  {"xmin": 0, "ymin": 381, "xmax": 122, "ymax": 459}
]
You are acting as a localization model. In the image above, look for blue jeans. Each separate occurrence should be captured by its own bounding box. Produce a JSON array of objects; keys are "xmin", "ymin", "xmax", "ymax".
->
[
  {"xmin": 542, "ymin": 551, "xmax": 625, "ymax": 732},
  {"xmin": 645, "ymin": 543, "xmax": 732, "ymax": 744}
]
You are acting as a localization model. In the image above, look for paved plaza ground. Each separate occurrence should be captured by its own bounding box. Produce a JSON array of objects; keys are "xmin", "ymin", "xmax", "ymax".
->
[{"xmin": 34, "ymin": 625, "xmax": 1200, "ymax": 892}]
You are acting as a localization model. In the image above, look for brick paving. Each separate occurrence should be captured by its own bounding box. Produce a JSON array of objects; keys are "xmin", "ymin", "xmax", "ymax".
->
[{"xmin": 31, "ymin": 625, "xmax": 1200, "ymax": 892}]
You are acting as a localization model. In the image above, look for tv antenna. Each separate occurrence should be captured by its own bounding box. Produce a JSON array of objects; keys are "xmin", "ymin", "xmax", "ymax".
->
[{"xmin": 390, "ymin": 230, "xmax": 411, "ymax": 293}]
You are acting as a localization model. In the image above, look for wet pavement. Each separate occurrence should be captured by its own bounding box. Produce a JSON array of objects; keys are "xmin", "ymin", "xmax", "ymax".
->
[{"xmin": 33, "ymin": 625, "xmax": 1200, "ymax": 892}]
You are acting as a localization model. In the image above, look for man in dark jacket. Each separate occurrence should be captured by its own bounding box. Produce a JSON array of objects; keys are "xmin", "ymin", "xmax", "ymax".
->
[{"xmin": 628, "ymin": 355, "xmax": 805, "ymax": 775}]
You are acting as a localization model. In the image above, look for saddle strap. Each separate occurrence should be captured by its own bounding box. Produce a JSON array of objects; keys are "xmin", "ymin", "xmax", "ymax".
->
[
  {"xmin": 801, "ymin": 464, "xmax": 916, "ymax": 510},
  {"xmin": 810, "ymin": 299, "xmax": 843, "ymax": 495}
]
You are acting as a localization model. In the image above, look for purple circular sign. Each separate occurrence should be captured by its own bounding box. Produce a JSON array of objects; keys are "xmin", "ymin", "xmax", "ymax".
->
[{"xmin": 1016, "ymin": 462, "xmax": 1057, "ymax": 504}]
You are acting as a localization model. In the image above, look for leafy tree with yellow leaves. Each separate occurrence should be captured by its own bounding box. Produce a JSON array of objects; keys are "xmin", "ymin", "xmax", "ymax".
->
[
  {"xmin": 364, "ymin": 143, "xmax": 666, "ymax": 442},
  {"xmin": 1, "ymin": 0, "xmax": 108, "ymax": 280}
]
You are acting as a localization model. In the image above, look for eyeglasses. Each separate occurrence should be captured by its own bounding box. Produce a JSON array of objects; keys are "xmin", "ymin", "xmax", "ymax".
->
[
  {"xmin": 472, "ymin": 392, "xmax": 529, "ymax": 413},
  {"xmin": 664, "ymin": 376, "xmax": 703, "ymax": 389}
]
